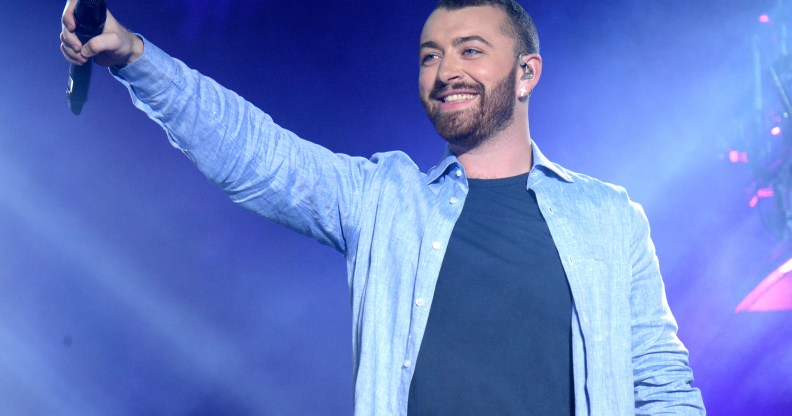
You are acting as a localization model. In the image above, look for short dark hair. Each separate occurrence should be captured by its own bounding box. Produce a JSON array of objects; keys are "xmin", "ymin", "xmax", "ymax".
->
[{"xmin": 434, "ymin": 0, "xmax": 540, "ymax": 55}]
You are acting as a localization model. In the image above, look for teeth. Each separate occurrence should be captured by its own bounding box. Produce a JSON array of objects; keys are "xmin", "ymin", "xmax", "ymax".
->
[{"xmin": 443, "ymin": 94, "xmax": 477, "ymax": 103}]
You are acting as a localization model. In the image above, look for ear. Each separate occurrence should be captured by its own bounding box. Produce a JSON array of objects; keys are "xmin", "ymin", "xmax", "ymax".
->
[{"xmin": 516, "ymin": 53, "xmax": 542, "ymax": 100}]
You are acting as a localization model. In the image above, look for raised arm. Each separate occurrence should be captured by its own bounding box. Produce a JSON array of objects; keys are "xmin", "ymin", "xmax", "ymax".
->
[{"xmin": 59, "ymin": 1, "xmax": 372, "ymax": 253}]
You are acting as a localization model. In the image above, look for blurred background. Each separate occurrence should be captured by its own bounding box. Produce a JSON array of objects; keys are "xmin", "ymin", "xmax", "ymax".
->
[{"xmin": 1, "ymin": 0, "xmax": 791, "ymax": 414}]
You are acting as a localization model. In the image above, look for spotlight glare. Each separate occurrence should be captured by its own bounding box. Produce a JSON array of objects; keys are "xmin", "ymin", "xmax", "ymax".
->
[
  {"xmin": 771, "ymin": 126, "xmax": 782, "ymax": 136},
  {"xmin": 779, "ymin": 257, "xmax": 792, "ymax": 274},
  {"xmin": 759, "ymin": 14, "xmax": 770, "ymax": 23}
]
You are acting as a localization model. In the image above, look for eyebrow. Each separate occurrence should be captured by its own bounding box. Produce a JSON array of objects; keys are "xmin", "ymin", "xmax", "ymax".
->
[{"xmin": 419, "ymin": 35, "xmax": 493, "ymax": 50}]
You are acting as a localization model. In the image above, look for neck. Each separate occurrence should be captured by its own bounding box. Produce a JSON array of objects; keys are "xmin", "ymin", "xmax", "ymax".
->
[{"xmin": 450, "ymin": 117, "xmax": 533, "ymax": 179}]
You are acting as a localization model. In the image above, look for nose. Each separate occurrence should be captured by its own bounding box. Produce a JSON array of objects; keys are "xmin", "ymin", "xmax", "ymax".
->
[{"xmin": 437, "ymin": 55, "xmax": 463, "ymax": 84}]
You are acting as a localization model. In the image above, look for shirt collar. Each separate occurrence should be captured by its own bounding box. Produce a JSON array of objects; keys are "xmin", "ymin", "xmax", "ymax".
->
[
  {"xmin": 531, "ymin": 140, "xmax": 574, "ymax": 183},
  {"xmin": 425, "ymin": 146, "xmax": 461, "ymax": 185},
  {"xmin": 425, "ymin": 140, "xmax": 574, "ymax": 184}
]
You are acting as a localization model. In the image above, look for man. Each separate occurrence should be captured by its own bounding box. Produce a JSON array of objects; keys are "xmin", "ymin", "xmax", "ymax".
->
[{"xmin": 60, "ymin": 0, "xmax": 705, "ymax": 414}]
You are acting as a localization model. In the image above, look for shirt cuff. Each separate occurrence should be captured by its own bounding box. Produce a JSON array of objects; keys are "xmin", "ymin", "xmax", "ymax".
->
[{"xmin": 109, "ymin": 35, "xmax": 181, "ymax": 101}]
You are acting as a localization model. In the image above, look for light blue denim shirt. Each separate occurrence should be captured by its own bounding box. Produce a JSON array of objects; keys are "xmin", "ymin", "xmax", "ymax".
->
[{"xmin": 113, "ymin": 41, "xmax": 705, "ymax": 415}]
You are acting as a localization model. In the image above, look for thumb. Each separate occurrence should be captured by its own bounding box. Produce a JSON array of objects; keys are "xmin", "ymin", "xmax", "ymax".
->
[
  {"xmin": 81, "ymin": 34, "xmax": 119, "ymax": 60},
  {"xmin": 80, "ymin": 31, "xmax": 140, "ymax": 67},
  {"xmin": 80, "ymin": 37, "xmax": 102, "ymax": 59}
]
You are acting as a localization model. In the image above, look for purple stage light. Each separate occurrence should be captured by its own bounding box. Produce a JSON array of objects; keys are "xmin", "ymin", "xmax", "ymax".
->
[
  {"xmin": 728, "ymin": 150, "xmax": 749, "ymax": 163},
  {"xmin": 749, "ymin": 188, "xmax": 774, "ymax": 208},
  {"xmin": 737, "ymin": 257, "xmax": 792, "ymax": 312}
]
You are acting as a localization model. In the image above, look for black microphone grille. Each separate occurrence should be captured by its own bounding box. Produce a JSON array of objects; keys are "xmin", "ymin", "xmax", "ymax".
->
[{"xmin": 74, "ymin": 0, "xmax": 108, "ymax": 27}]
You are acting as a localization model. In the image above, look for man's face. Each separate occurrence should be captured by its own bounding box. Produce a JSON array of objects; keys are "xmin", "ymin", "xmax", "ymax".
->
[{"xmin": 419, "ymin": 6, "xmax": 520, "ymax": 149}]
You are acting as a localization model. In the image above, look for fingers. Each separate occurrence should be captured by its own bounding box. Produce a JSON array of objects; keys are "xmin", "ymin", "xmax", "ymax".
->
[
  {"xmin": 61, "ymin": 0, "xmax": 77, "ymax": 31},
  {"xmin": 61, "ymin": 27, "xmax": 87, "ymax": 65},
  {"xmin": 61, "ymin": 42, "xmax": 87, "ymax": 65},
  {"xmin": 61, "ymin": 26, "xmax": 82, "ymax": 53},
  {"xmin": 61, "ymin": 30, "xmax": 120, "ymax": 65},
  {"xmin": 62, "ymin": 32, "xmax": 119, "ymax": 66},
  {"xmin": 60, "ymin": 0, "xmax": 82, "ymax": 63},
  {"xmin": 60, "ymin": 3, "xmax": 140, "ymax": 68}
]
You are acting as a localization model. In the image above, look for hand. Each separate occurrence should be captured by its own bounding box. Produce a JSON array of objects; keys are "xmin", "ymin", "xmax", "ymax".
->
[{"xmin": 60, "ymin": 0, "xmax": 144, "ymax": 68}]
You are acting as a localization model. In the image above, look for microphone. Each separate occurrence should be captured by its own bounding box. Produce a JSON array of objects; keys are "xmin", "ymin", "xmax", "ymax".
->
[{"xmin": 67, "ymin": 0, "xmax": 107, "ymax": 115}]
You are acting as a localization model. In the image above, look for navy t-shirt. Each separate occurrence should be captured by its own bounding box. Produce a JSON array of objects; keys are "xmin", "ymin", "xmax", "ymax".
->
[{"xmin": 408, "ymin": 172, "xmax": 574, "ymax": 415}]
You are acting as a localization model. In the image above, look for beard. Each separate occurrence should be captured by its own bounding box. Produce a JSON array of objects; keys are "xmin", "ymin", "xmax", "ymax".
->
[{"xmin": 421, "ymin": 73, "xmax": 516, "ymax": 150}]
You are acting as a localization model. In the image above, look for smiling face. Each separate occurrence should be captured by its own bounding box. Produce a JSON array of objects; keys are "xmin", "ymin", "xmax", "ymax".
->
[{"xmin": 419, "ymin": 5, "xmax": 522, "ymax": 150}]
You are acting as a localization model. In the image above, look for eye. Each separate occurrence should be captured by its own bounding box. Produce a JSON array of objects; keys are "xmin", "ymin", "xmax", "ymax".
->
[
  {"xmin": 421, "ymin": 53, "xmax": 440, "ymax": 66},
  {"xmin": 462, "ymin": 48, "xmax": 482, "ymax": 57}
]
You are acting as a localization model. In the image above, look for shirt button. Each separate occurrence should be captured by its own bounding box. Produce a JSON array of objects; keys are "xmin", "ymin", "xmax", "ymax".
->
[
  {"xmin": 455, "ymin": 169, "xmax": 462, "ymax": 177},
  {"xmin": 403, "ymin": 359, "xmax": 412, "ymax": 368},
  {"xmin": 449, "ymin": 197, "xmax": 458, "ymax": 205},
  {"xmin": 432, "ymin": 241, "xmax": 441, "ymax": 250},
  {"xmin": 415, "ymin": 298, "xmax": 425, "ymax": 307},
  {"xmin": 530, "ymin": 172, "xmax": 538, "ymax": 177}
]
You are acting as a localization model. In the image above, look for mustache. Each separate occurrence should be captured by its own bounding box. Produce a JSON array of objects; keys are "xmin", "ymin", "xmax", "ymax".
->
[{"xmin": 429, "ymin": 82, "xmax": 484, "ymax": 100}]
